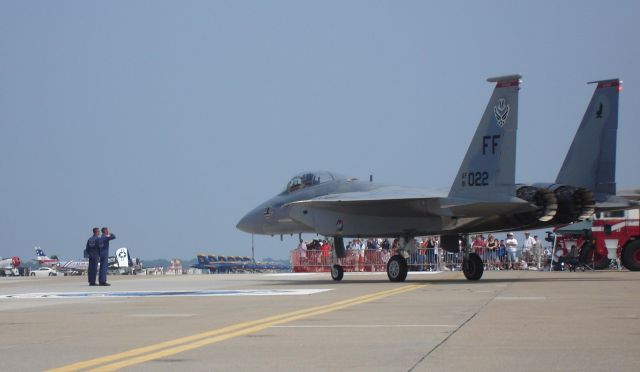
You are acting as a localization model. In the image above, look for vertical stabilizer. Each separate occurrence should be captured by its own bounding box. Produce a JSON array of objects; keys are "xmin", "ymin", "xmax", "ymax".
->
[
  {"xmin": 35, "ymin": 247, "xmax": 48, "ymax": 259},
  {"xmin": 556, "ymin": 79, "xmax": 620, "ymax": 195},
  {"xmin": 449, "ymin": 75, "xmax": 521, "ymax": 200}
]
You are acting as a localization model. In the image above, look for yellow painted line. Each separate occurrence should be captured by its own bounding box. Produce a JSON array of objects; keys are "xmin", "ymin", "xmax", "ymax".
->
[{"xmin": 48, "ymin": 284, "xmax": 423, "ymax": 372}]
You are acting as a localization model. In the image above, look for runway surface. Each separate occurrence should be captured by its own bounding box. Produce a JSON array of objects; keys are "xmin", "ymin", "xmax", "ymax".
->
[{"xmin": 1, "ymin": 270, "xmax": 639, "ymax": 371}]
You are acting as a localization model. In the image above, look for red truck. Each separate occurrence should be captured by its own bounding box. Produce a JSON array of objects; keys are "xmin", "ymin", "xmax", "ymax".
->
[{"xmin": 553, "ymin": 208, "xmax": 640, "ymax": 270}]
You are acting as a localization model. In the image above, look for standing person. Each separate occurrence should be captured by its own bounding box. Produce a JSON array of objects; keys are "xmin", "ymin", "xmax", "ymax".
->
[
  {"xmin": 485, "ymin": 234, "xmax": 498, "ymax": 269},
  {"xmin": 472, "ymin": 235, "xmax": 485, "ymax": 261},
  {"xmin": 498, "ymin": 239, "xmax": 507, "ymax": 269},
  {"xmin": 522, "ymin": 232, "xmax": 535, "ymax": 265},
  {"xmin": 532, "ymin": 235, "xmax": 543, "ymax": 269},
  {"xmin": 86, "ymin": 227, "xmax": 101, "ymax": 286},
  {"xmin": 97, "ymin": 227, "xmax": 116, "ymax": 286},
  {"xmin": 505, "ymin": 232, "xmax": 519, "ymax": 270},
  {"xmin": 426, "ymin": 236, "xmax": 436, "ymax": 270},
  {"xmin": 297, "ymin": 239, "xmax": 307, "ymax": 264},
  {"xmin": 320, "ymin": 240, "xmax": 331, "ymax": 264}
]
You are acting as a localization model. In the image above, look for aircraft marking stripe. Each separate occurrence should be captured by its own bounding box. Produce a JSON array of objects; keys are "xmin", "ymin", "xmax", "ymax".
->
[
  {"xmin": 271, "ymin": 324, "xmax": 456, "ymax": 328},
  {"xmin": 592, "ymin": 220, "xmax": 639, "ymax": 232},
  {"xmin": 47, "ymin": 284, "xmax": 423, "ymax": 371},
  {"xmin": 0, "ymin": 289, "xmax": 331, "ymax": 299}
]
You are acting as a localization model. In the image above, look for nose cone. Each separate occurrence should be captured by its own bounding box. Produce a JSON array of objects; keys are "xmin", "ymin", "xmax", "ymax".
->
[{"xmin": 236, "ymin": 208, "xmax": 263, "ymax": 234}]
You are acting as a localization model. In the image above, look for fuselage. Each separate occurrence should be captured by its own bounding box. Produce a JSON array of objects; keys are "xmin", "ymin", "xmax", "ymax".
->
[{"xmin": 237, "ymin": 171, "xmax": 536, "ymax": 238}]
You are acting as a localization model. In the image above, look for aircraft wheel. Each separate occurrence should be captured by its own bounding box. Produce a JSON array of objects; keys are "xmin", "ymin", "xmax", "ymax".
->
[
  {"xmin": 331, "ymin": 264, "xmax": 344, "ymax": 281},
  {"xmin": 387, "ymin": 255, "xmax": 408, "ymax": 282},
  {"xmin": 622, "ymin": 240, "xmax": 640, "ymax": 271},
  {"xmin": 463, "ymin": 253, "xmax": 484, "ymax": 281}
]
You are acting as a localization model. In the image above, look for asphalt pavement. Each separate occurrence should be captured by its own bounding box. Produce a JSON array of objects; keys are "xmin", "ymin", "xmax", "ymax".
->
[{"xmin": 0, "ymin": 270, "xmax": 638, "ymax": 371}]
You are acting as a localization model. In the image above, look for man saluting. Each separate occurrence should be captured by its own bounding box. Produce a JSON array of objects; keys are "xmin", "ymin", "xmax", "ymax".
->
[
  {"xmin": 86, "ymin": 227, "xmax": 101, "ymax": 286},
  {"xmin": 97, "ymin": 227, "xmax": 116, "ymax": 286}
]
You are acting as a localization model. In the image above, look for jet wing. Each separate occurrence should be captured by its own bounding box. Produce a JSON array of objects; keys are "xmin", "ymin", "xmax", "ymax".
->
[{"xmin": 285, "ymin": 187, "xmax": 534, "ymax": 218}]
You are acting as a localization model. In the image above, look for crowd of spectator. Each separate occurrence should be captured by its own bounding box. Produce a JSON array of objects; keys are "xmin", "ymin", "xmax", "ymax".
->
[
  {"xmin": 469, "ymin": 231, "xmax": 545, "ymax": 270},
  {"xmin": 293, "ymin": 232, "xmax": 550, "ymax": 272}
]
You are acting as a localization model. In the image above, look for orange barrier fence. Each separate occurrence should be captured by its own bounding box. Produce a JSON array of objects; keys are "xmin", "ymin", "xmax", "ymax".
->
[{"xmin": 291, "ymin": 248, "xmax": 465, "ymax": 273}]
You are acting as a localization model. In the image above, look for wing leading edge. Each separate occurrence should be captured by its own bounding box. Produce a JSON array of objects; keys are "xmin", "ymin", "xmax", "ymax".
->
[{"xmin": 286, "ymin": 188, "xmax": 534, "ymax": 219}]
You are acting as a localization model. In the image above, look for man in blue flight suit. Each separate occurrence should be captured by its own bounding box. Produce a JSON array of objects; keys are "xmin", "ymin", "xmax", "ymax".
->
[
  {"xmin": 97, "ymin": 227, "xmax": 116, "ymax": 286},
  {"xmin": 86, "ymin": 227, "xmax": 101, "ymax": 286}
]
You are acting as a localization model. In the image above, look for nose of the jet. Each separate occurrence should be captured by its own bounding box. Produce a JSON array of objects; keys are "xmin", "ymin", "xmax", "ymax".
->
[{"xmin": 236, "ymin": 209, "xmax": 262, "ymax": 234}]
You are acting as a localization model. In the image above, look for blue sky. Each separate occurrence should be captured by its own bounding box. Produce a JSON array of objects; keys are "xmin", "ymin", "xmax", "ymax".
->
[{"xmin": 1, "ymin": 1, "xmax": 639, "ymax": 261}]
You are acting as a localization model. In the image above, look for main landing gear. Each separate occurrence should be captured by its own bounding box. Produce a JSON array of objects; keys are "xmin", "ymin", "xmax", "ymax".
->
[
  {"xmin": 462, "ymin": 252, "xmax": 484, "ymax": 280},
  {"xmin": 332, "ymin": 253, "xmax": 410, "ymax": 282},
  {"xmin": 331, "ymin": 264, "xmax": 344, "ymax": 281},
  {"xmin": 387, "ymin": 255, "xmax": 408, "ymax": 282}
]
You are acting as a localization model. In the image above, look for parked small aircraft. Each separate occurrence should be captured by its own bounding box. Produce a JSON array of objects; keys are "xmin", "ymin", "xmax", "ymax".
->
[
  {"xmin": 0, "ymin": 256, "xmax": 20, "ymax": 276},
  {"xmin": 34, "ymin": 247, "xmax": 88, "ymax": 274}
]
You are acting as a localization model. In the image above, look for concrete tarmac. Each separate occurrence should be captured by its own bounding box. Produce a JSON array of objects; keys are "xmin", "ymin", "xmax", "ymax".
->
[{"xmin": 1, "ymin": 270, "xmax": 639, "ymax": 371}]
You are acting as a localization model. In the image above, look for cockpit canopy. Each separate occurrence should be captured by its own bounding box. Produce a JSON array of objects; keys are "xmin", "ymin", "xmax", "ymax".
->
[{"xmin": 282, "ymin": 171, "xmax": 337, "ymax": 194}]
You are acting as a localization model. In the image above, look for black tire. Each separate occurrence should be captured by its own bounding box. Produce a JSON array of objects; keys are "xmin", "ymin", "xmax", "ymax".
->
[
  {"xmin": 463, "ymin": 253, "xmax": 484, "ymax": 281},
  {"xmin": 30, "ymin": 272, "xmax": 35, "ymax": 276},
  {"xmin": 622, "ymin": 240, "xmax": 640, "ymax": 271},
  {"xmin": 331, "ymin": 264, "xmax": 344, "ymax": 281},
  {"xmin": 387, "ymin": 255, "xmax": 408, "ymax": 282}
]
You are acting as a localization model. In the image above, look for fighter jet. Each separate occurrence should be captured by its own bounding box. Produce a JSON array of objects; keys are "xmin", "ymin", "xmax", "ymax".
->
[{"xmin": 238, "ymin": 74, "xmax": 560, "ymax": 282}]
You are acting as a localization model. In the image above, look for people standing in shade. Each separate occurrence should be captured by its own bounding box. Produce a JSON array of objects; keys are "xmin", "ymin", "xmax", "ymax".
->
[
  {"xmin": 522, "ymin": 231, "xmax": 536, "ymax": 265},
  {"xmin": 485, "ymin": 234, "xmax": 498, "ymax": 269},
  {"xmin": 505, "ymin": 232, "xmax": 519, "ymax": 270},
  {"xmin": 297, "ymin": 239, "xmax": 307, "ymax": 264},
  {"xmin": 532, "ymin": 235, "xmax": 544, "ymax": 269},
  {"xmin": 86, "ymin": 227, "xmax": 101, "ymax": 286},
  {"xmin": 498, "ymin": 239, "xmax": 507, "ymax": 269},
  {"xmin": 472, "ymin": 234, "xmax": 486, "ymax": 263},
  {"xmin": 320, "ymin": 240, "xmax": 331, "ymax": 264},
  {"xmin": 426, "ymin": 236, "xmax": 437, "ymax": 270},
  {"xmin": 97, "ymin": 227, "xmax": 116, "ymax": 286}
]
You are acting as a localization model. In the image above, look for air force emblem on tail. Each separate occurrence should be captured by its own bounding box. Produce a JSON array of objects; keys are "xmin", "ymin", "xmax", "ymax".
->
[{"xmin": 494, "ymin": 97, "xmax": 510, "ymax": 127}]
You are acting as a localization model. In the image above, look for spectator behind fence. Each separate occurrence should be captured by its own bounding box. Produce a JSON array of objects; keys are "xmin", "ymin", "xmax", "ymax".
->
[
  {"xmin": 485, "ymin": 234, "xmax": 499, "ymax": 268},
  {"xmin": 505, "ymin": 233, "xmax": 518, "ymax": 270},
  {"xmin": 532, "ymin": 235, "xmax": 543, "ymax": 269},
  {"xmin": 498, "ymin": 239, "xmax": 507, "ymax": 268},
  {"xmin": 522, "ymin": 232, "xmax": 535, "ymax": 264},
  {"xmin": 321, "ymin": 240, "xmax": 330, "ymax": 261},
  {"xmin": 426, "ymin": 235, "xmax": 436, "ymax": 268},
  {"xmin": 297, "ymin": 239, "xmax": 307, "ymax": 259},
  {"xmin": 472, "ymin": 235, "xmax": 485, "ymax": 258}
]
